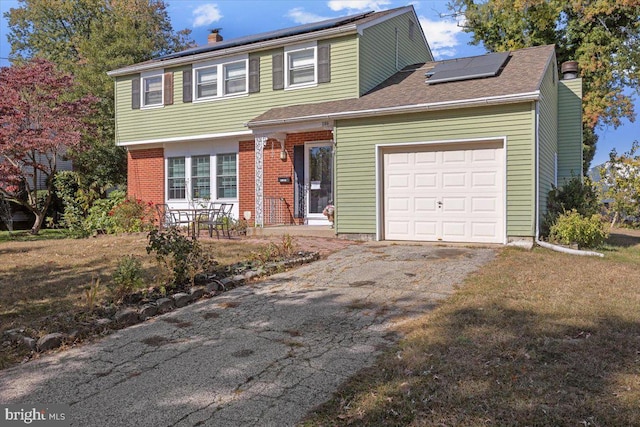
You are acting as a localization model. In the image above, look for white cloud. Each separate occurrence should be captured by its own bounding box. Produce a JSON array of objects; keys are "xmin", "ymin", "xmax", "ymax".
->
[
  {"xmin": 192, "ymin": 4, "xmax": 222, "ymax": 28},
  {"xmin": 327, "ymin": 0, "xmax": 391, "ymax": 12},
  {"xmin": 418, "ymin": 16, "xmax": 465, "ymax": 59},
  {"xmin": 287, "ymin": 8, "xmax": 331, "ymax": 24}
]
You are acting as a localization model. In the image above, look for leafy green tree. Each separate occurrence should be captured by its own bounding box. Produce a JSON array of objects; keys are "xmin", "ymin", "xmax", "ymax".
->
[
  {"xmin": 0, "ymin": 59, "xmax": 97, "ymax": 234},
  {"xmin": 5, "ymin": 0, "xmax": 194, "ymax": 190},
  {"xmin": 600, "ymin": 141, "xmax": 640, "ymax": 228},
  {"xmin": 449, "ymin": 0, "xmax": 640, "ymax": 173}
]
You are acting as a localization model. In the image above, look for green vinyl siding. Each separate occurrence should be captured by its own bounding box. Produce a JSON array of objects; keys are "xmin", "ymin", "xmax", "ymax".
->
[
  {"xmin": 557, "ymin": 78, "xmax": 583, "ymax": 182},
  {"xmin": 359, "ymin": 12, "xmax": 432, "ymax": 96},
  {"xmin": 114, "ymin": 35, "xmax": 358, "ymax": 144},
  {"xmin": 537, "ymin": 59, "xmax": 558, "ymax": 226},
  {"xmin": 334, "ymin": 103, "xmax": 536, "ymax": 237}
]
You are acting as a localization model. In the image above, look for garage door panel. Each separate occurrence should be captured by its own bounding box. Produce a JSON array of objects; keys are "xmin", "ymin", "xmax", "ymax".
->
[
  {"xmin": 442, "ymin": 172, "xmax": 466, "ymax": 188},
  {"xmin": 471, "ymin": 197, "xmax": 497, "ymax": 213},
  {"xmin": 443, "ymin": 150, "xmax": 465, "ymax": 163},
  {"xmin": 415, "ymin": 151, "xmax": 437, "ymax": 164},
  {"xmin": 415, "ymin": 221, "xmax": 437, "ymax": 238},
  {"xmin": 472, "ymin": 148, "xmax": 499, "ymax": 162},
  {"xmin": 415, "ymin": 173, "xmax": 437, "ymax": 188},
  {"xmin": 472, "ymin": 172, "xmax": 498, "ymax": 187},
  {"xmin": 442, "ymin": 221, "xmax": 466, "ymax": 237},
  {"xmin": 387, "ymin": 197, "xmax": 410, "ymax": 213},
  {"xmin": 442, "ymin": 197, "xmax": 466, "ymax": 213},
  {"xmin": 471, "ymin": 222, "xmax": 498, "ymax": 238},
  {"xmin": 415, "ymin": 197, "xmax": 437, "ymax": 213},
  {"xmin": 384, "ymin": 142, "xmax": 504, "ymax": 243},
  {"xmin": 388, "ymin": 174, "xmax": 410, "ymax": 189}
]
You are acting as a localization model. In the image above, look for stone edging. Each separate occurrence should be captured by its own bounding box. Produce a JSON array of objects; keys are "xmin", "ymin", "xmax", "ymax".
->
[{"xmin": 2, "ymin": 252, "xmax": 321, "ymax": 354}]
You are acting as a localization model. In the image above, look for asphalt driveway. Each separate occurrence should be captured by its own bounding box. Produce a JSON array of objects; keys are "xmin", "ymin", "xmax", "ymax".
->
[{"xmin": 0, "ymin": 242, "xmax": 495, "ymax": 427}]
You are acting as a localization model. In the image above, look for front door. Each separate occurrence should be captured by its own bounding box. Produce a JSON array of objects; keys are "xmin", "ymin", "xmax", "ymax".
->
[{"xmin": 305, "ymin": 142, "xmax": 333, "ymax": 225}]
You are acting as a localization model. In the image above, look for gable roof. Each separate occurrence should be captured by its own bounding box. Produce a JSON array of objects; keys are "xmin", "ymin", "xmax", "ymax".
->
[
  {"xmin": 108, "ymin": 6, "xmax": 419, "ymax": 77},
  {"xmin": 247, "ymin": 45, "xmax": 556, "ymax": 127}
]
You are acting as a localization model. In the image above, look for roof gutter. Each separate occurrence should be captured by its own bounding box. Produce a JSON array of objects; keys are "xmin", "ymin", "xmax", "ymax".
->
[
  {"xmin": 247, "ymin": 91, "xmax": 541, "ymax": 128},
  {"xmin": 107, "ymin": 25, "xmax": 359, "ymax": 77}
]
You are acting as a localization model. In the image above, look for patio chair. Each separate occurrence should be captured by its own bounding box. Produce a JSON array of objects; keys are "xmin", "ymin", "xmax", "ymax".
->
[
  {"xmin": 196, "ymin": 205, "xmax": 222, "ymax": 238},
  {"xmin": 216, "ymin": 203, "xmax": 234, "ymax": 239},
  {"xmin": 156, "ymin": 204, "xmax": 177, "ymax": 230}
]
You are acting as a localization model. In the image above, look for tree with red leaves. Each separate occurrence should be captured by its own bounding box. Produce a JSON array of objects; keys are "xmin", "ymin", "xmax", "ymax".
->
[{"xmin": 0, "ymin": 58, "xmax": 97, "ymax": 234}]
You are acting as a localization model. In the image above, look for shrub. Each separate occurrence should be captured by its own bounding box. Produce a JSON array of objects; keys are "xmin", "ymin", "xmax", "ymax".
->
[
  {"xmin": 542, "ymin": 177, "xmax": 600, "ymax": 237},
  {"xmin": 108, "ymin": 197, "xmax": 155, "ymax": 233},
  {"xmin": 549, "ymin": 209, "xmax": 608, "ymax": 248},
  {"xmin": 146, "ymin": 228, "xmax": 214, "ymax": 286},
  {"xmin": 111, "ymin": 255, "xmax": 145, "ymax": 302}
]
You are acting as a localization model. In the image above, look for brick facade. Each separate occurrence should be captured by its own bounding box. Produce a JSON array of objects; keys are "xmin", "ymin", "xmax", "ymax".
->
[
  {"xmin": 127, "ymin": 148, "xmax": 164, "ymax": 206},
  {"xmin": 239, "ymin": 130, "xmax": 333, "ymax": 226}
]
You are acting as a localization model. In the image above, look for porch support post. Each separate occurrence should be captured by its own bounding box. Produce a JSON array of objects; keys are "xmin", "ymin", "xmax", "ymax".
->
[{"xmin": 254, "ymin": 135, "xmax": 267, "ymax": 227}]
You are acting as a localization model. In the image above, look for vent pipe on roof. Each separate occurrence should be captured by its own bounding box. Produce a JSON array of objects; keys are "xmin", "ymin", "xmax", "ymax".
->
[
  {"xmin": 560, "ymin": 61, "xmax": 579, "ymax": 80},
  {"xmin": 208, "ymin": 28, "xmax": 223, "ymax": 44}
]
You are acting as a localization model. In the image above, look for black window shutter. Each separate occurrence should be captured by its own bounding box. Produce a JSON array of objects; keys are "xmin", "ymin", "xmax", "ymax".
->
[
  {"xmin": 293, "ymin": 145, "xmax": 305, "ymax": 218},
  {"xmin": 182, "ymin": 68, "xmax": 192, "ymax": 103},
  {"xmin": 318, "ymin": 44, "xmax": 331, "ymax": 83},
  {"xmin": 249, "ymin": 57, "xmax": 260, "ymax": 93},
  {"xmin": 131, "ymin": 76, "xmax": 140, "ymax": 109},
  {"xmin": 163, "ymin": 71, "xmax": 174, "ymax": 105},
  {"xmin": 272, "ymin": 52, "xmax": 284, "ymax": 90}
]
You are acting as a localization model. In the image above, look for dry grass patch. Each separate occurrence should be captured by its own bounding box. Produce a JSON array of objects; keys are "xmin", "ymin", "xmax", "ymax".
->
[
  {"xmin": 302, "ymin": 228, "xmax": 640, "ymax": 426},
  {"xmin": 0, "ymin": 233, "xmax": 276, "ymax": 369}
]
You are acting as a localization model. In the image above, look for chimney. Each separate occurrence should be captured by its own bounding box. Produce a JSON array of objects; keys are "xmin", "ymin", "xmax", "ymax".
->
[
  {"xmin": 208, "ymin": 28, "xmax": 223, "ymax": 44},
  {"xmin": 560, "ymin": 61, "xmax": 579, "ymax": 80}
]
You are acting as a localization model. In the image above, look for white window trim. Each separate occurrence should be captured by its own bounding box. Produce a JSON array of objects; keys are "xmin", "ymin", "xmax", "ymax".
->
[
  {"xmin": 165, "ymin": 153, "xmax": 239, "ymax": 203},
  {"xmin": 284, "ymin": 41, "xmax": 318, "ymax": 90},
  {"xmin": 216, "ymin": 153, "xmax": 238, "ymax": 200},
  {"xmin": 166, "ymin": 156, "xmax": 187, "ymax": 201},
  {"xmin": 193, "ymin": 54, "xmax": 249, "ymax": 103},
  {"xmin": 141, "ymin": 70, "xmax": 164, "ymax": 109}
]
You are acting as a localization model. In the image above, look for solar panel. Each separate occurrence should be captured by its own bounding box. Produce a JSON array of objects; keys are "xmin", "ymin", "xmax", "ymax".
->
[
  {"xmin": 158, "ymin": 11, "xmax": 373, "ymax": 61},
  {"xmin": 426, "ymin": 51, "xmax": 510, "ymax": 84}
]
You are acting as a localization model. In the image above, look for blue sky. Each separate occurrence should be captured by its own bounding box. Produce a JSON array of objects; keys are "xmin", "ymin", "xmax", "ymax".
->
[{"xmin": 0, "ymin": 0, "xmax": 637, "ymax": 167}]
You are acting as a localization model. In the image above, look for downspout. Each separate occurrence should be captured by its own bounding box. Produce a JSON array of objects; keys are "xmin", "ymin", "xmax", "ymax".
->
[{"xmin": 533, "ymin": 101, "xmax": 603, "ymax": 257}]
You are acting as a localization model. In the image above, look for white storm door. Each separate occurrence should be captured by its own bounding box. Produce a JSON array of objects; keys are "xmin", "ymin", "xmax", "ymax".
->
[{"xmin": 305, "ymin": 142, "xmax": 333, "ymax": 225}]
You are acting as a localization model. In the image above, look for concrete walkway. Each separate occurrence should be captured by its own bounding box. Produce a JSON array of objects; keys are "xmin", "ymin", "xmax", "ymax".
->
[{"xmin": 0, "ymin": 243, "xmax": 495, "ymax": 427}]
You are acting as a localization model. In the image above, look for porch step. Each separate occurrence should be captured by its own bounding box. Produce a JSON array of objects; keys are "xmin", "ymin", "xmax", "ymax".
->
[{"xmin": 248, "ymin": 225, "xmax": 336, "ymax": 238}]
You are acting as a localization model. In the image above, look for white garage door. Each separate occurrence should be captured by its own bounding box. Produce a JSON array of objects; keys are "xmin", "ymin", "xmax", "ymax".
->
[{"xmin": 383, "ymin": 142, "xmax": 504, "ymax": 243}]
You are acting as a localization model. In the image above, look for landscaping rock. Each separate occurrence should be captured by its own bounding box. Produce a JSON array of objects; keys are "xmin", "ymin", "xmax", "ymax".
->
[
  {"xmin": 22, "ymin": 337, "xmax": 37, "ymax": 351},
  {"xmin": 156, "ymin": 297, "xmax": 174, "ymax": 313},
  {"xmin": 232, "ymin": 275, "xmax": 245, "ymax": 283},
  {"xmin": 37, "ymin": 333, "xmax": 67, "ymax": 352},
  {"xmin": 95, "ymin": 318, "xmax": 112, "ymax": 327},
  {"xmin": 139, "ymin": 304, "xmax": 158, "ymax": 320},
  {"xmin": 114, "ymin": 308, "xmax": 139, "ymax": 326},
  {"xmin": 189, "ymin": 286, "xmax": 206, "ymax": 300},
  {"xmin": 220, "ymin": 277, "xmax": 234, "ymax": 287},
  {"xmin": 205, "ymin": 281, "xmax": 222, "ymax": 293},
  {"xmin": 244, "ymin": 271, "xmax": 258, "ymax": 280},
  {"xmin": 172, "ymin": 292, "xmax": 192, "ymax": 308}
]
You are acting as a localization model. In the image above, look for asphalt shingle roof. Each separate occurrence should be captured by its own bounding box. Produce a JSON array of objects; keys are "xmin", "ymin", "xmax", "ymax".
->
[{"xmin": 248, "ymin": 44, "xmax": 556, "ymax": 125}]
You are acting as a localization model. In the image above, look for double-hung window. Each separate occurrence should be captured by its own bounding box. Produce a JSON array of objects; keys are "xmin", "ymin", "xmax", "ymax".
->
[
  {"xmin": 191, "ymin": 155, "xmax": 211, "ymax": 199},
  {"xmin": 142, "ymin": 71, "xmax": 163, "ymax": 107},
  {"xmin": 285, "ymin": 42, "xmax": 317, "ymax": 88},
  {"xmin": 196, "ymin": 68, "xmax": 217, "ymax": 99},
  {"xmin": 217, "ymin": 154, "xmax": 237, "ymax": 199},
  {"xmin": 168, "ymin": 157, "xmax": 186, "ymax": 199},
  {"xmin": 224, "ymin": 62, "xmax": 247, "ymax": 94},
  {"xmin": 193, "ymin": 56, "xmax": 248, "ymax": 101}
]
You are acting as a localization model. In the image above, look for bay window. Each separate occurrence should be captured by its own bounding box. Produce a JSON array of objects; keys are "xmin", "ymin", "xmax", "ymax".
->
[
  {"xmin": 217, "ymin": 153, "xmax": 237, "ymax": 199},
  {"xmin": 168, "ymin": 157, "xmax": 186, "ymax": 199}
]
